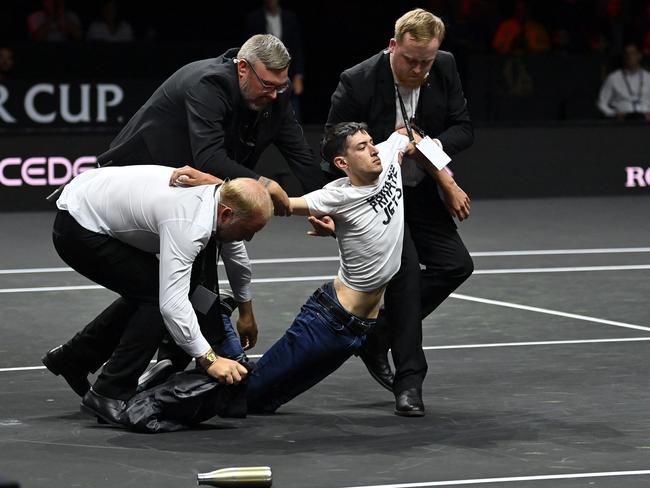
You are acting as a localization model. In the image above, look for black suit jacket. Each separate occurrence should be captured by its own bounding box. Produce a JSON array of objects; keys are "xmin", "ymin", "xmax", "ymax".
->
[
  {"xmin": 98, "ymin": 48, "xmax": 321, "ymax": 192},
  {"xmin": 326, "ymin": 49, "xmax": 473, "ymax": 217},
  {"xmin": 327, "ymin": 49, "xmax": 473, "ymax": 156}
]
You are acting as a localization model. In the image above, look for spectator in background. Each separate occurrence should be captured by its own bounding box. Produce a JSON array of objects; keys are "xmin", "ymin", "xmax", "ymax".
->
[
  {"xmin": 630, "ymin": 0, "xmax": 650, "ymax": 56},
  {"xmin": 547, "ymin": 0, "xmax": 594, "ymax": 53},
  {"xmin": 492, "ymin": 0, "xmax": 550, "ymax": 54},
  {"xmin": 589, "ymin": 0, "xmax": 626, "ymax": 56},
  {"xmin": 245, "ymin": 0, "xmax": 305, "ymax": 120},
  {"xmin": 0, "ymin": 47, "xmax": 14, "ymax": 83},
  {"xmin": 450, "ymin": 0, "xmax": 498, "ymax": 54},
  {"xmin": 597, "ymin": 42, "xmax": 650, "ymax": 121},
  {"xmin": 87, "ymin": 0, "xmax": 134, "ymax": 43},
  {"xmin": 27, "ymin": 0, "xmax": 82, "ymax": 42}
]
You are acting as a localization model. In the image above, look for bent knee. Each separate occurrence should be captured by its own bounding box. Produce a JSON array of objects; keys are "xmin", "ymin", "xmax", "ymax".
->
[
  {"xmin": 423, "ymin": 252, "xmax": 473, "ymax": 284},
  {"xmin": 457, "ymin": 253, "xmax": 474, "ymax": 281}
]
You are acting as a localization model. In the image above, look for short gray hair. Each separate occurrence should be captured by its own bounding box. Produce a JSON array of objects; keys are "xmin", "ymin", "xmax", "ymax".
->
[{"xmin": 237, "ymin": 34, "xmax": 291, "ymax": 70}]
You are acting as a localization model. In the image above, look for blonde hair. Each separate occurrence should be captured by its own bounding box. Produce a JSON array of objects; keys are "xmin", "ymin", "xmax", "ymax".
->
[
  {"xmin": 394, "ymin": 8, "xmax": 445, "ymax": 44},
  {"xmin": 220, "ymin": 178, "xmax": 274, "ymax": 221}
]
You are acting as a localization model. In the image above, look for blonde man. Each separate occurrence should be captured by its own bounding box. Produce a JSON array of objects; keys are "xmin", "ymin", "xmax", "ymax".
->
[
  {"xmin": 42, "ymin": 166, "xmax": 272, "ymax": 426},
  {"xmin": 326, "ymin": 8, "xmax": 474, "ymax": 416}
]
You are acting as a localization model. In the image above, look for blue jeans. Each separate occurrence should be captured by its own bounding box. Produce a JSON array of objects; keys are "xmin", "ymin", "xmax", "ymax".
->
[
  {"xmin": 218, "ymin": 314, "xmax": 245, "ymax": 360},
  {"xmin": 156, "ymin": 312, "xmax": 245, "ymax": 372},
  {"xmin": 247, "ymin": 282, "xmax": 375, "ymax": 413}
]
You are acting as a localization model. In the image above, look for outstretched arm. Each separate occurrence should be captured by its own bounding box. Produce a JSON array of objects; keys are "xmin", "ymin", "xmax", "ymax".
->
[
  {"xmin": 289, "ymin": 197, "xmax": 310, "ymax": 216},
  {"xmin": 289, "ymin": 197, "xmax": 337, "ymax": 237}
]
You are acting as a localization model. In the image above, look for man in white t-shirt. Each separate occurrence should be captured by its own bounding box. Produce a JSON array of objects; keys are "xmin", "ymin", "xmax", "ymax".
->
[
  {"xmin": 134, "ymin": 122, "xmax": 430, "ymax": 422},
  {"xmin": 246, "ymin": 122, "xmax": 412, "ymax": 413}
]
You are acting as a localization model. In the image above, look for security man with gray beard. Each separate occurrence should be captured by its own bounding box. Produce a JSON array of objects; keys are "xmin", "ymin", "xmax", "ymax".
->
[
  {"xmin": 97, "ymin": 33, "xmax": 324, "ymax": 214},
  {"xmin": 44, "ymin": 34, "xmax": 325, "ymax": 389}
]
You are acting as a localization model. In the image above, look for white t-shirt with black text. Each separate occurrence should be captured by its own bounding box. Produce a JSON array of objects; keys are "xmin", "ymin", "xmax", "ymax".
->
[{"xmin": 303, "ymin": 132, "xmax": 408, "ymax": 292}]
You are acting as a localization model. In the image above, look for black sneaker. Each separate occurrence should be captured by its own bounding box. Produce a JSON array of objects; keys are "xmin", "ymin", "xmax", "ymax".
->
[{"xmin": 136, "ymin": 359, "xmax": 174, "ymax": 392}]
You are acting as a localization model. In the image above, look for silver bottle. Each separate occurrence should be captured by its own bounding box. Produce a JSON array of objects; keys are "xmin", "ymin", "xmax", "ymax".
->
[{"xmin": 197, "ymin": 466, "xmax": 272, "ymax": 487}]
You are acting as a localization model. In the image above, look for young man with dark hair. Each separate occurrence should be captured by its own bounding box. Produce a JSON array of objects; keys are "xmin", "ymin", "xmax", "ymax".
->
[{"xmin": 166, "ymin": 122, "xmax": 430, "ymax": 415}]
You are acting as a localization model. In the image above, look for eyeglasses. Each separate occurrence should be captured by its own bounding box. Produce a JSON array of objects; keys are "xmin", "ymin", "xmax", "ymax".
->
[{"xmin": 243, "ymin": 59, "xmax": 290, "ymax": 94}]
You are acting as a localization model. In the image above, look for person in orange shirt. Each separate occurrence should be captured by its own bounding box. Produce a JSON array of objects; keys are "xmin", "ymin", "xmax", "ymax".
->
[{"xmin": 492, "ymin": 0, "xmax": 550, "ymax": 54}]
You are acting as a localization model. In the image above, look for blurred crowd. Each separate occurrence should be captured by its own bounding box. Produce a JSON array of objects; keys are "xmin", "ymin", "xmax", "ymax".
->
[
  {"xmin": 439, "ymin": 0, "xmax": 650, "ymax": 58},
  {"xmin": 0, "ymin": 1, "xmax": 647, "ymax": 55},
  {"xmin": 1, "ymin": 0, "xmax": 649, "ymax": 122}
]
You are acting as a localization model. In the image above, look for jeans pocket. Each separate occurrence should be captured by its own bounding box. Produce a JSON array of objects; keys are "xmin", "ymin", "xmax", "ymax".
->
[
  {"xmin": 314, "ymin": 311, "xmax": 345, "ymax": 333},
  {"xmin": 314, "ymin": 311, "xmax": 361, "ymax": 352}
]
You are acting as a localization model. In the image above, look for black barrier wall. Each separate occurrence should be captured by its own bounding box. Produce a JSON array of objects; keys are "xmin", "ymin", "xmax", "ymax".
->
[
  {"xmin": 451, "ymin": 123, "xmax": 650, "ymax": 198},
  {"xmin": 0, "ymin": 124, "xmax": 648, "ymax": 211},
  {"xmin": 0, "ymin": 133, "xmax": 113, "ymax": 211}
]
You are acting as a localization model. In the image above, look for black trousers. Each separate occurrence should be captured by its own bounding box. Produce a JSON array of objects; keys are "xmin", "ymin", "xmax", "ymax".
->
[
  {"xmin": 374, "ymin": 183, "xmax": 474, "ymax": 392},
  {"xmin": 52, "ymin": 210, "xmax": 224, "ymax": 400}
]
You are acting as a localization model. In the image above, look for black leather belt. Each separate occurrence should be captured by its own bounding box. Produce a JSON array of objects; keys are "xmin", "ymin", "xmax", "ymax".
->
[{"xmin": 313, "ymin": 288, "xmax": 373, "ymax": 336}]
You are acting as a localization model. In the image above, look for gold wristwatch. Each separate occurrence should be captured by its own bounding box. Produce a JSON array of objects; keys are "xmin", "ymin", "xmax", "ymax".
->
[{"xmin": 198, "ymin": 349, "xmax": 218, "ymax": 369}]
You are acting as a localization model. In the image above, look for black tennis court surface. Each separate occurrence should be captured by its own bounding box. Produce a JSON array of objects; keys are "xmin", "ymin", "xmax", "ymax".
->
[{"xmin": 1, "ymin": 195, "xmax": 649, "ymax": 488}]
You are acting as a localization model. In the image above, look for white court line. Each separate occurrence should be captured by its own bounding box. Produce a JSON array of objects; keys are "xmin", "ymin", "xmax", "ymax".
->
[
  {"xmin": 474, "ymin": 264, "xmax": 650, "ymax": 274},
  {"xmin": 0, "ymin": 258, "xmax": 336, "ymax": 274},
  {"xmin": 249, "ymin": 265, "xmax": 650, "ymax": 278},
  {"xmin": 0, "ymin": 355, "xmax": 260, "ymax": 373},
  {"xmin": 0, "ymin": 366, "xmax": 47, "ymax": 372},
  {"xmin": 423, "ymin": 336, "xmax": 650, "ymax": 350},
  {"xmin": 0, "ymin": 267, "xmax": 73, "ymax": 275},
  {"xmin": 0, "ymin": 284, "xmax": 104, "ymax": 293},
  {"xmin": 1, "ymin": 246, "xmax": 650, "ymax": 275},
  {"xmin": 2, "ymin": 262, "xmax": 650, "ymax": 293},
  {"xmin": 1, "ymin": 277, "xmax": 648, "ymax": 331},
  {"xmin": 471, "ymin": 247, "xmax": 650, "ymax": 257},
  {"xmin": 5, "ymin": 264, "xmax": 650, "ymax": 281},
  {"xmin": 3, "ymin": 337, "xmax": 650, "ymax": 373},
  {"xmin": 451, "ymin": 293, "xmax": 650, "ymax": 332},
  {"xmin": 340, "ymin": 469, "xmax": 650, "ymax": 488}
]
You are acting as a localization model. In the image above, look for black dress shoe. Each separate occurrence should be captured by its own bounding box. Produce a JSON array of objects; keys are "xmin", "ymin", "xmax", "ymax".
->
[
  {"xmin": 42, "ymin": 345, "xmax": 90, "ymax": 397},
  {"xmin": 358, "ymin": 341, "xmax": 394, "ymax": 391},
  {"xmin": 136, "ymin": 359, "xmax": 174, "ymax": 393},
  {"xmin": 394, "ymin": 388, "xmax": 425, "ymax": 417},
  {"xmin": 81, "ymin": 389, "xmax": 127, "ymax": 427}
]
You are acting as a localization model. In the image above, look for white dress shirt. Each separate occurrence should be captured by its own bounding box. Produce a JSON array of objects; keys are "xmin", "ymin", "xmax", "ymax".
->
[
  {"xmin": 57, "ymin": 165, "xmax": 252, "ymax": 358},
  {"xmin": 393, "ymin": 84, "xmax": 427, "ymax": 187},
  {"xmin": 597, "ymin": 68, "xmax": 650, "ymax": 116}
]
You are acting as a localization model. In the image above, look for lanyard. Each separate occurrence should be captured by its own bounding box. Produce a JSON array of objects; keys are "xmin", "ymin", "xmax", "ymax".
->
[
  {"xmin": 395, "ymin": 84, "xmax": 415, "ymax": 142},
  {"xmin": 622, "ymin": 71, "xmax": 644, "ymax": 111}
]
